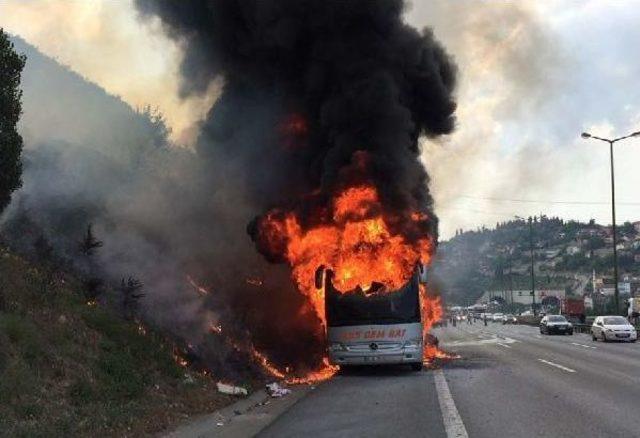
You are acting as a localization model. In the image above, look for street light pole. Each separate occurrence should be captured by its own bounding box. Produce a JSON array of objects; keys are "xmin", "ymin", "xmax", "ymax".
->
[
  {"xmin": 516, "ymin": 215, "xmax": 536, "ymax": 315},
  {"xmin": 582, "ymin": 130, "xmax": 640, "ymax": 314},
  {"xmin": 528, "ymin": 217, "xmax": 536, "ymax": 315}
]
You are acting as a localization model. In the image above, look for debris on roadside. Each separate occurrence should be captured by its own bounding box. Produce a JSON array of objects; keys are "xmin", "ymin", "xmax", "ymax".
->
[
  {"xmin": 182, "ymin": 374, "xmax": 195, "ymax": 384},
  {"xmin": 265, "ymin": 382, "xmax": 291, "ymax": 398},
  {"xmin": 216, "ymin": 382, "xmax": 248, "ymax": 396}
]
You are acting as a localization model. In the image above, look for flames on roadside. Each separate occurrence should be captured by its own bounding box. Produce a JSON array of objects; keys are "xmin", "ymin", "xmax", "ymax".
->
[
  {"xmin": 176, "ymin": 178, "xmax": 449, "ymax": 383},
  {"xmin": 135, "ymin": 0, "xmax": 459, "ymax": 386},
  {"xmin": 175, "ymin": 141, "xmax": 450, "ymax": 382}
]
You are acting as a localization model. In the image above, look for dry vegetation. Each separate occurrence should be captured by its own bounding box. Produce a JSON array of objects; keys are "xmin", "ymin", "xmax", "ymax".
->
[{"xmin": 0, "ymin": 246, "xmax": 234, "ymax": 437}]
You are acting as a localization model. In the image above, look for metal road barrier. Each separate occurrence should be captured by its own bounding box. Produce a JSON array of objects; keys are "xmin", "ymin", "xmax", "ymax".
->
[{"xmin": 571, "ymin": 324, "xmax": 592, "ymax": 334}]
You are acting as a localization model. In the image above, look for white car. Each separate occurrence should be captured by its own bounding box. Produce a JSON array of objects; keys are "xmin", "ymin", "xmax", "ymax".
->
[
  {"xmin": 492, "ymin": 313, "xmax": 504, "ymax": 322},
  {"xmin": 592, "ymin": 316, "xmax": 637, "ymax": 342}
]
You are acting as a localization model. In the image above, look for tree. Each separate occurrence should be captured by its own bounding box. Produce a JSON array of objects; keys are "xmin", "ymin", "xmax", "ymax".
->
[
  {"xmin": 79, "ymin": 223, "xmax": 104, "ymax": 300},
  {"xmin": 79, "ymin": 223, "xmax": 103, "ymax": 256},
  {"xmin": 0, "ymin": 29, "xmax": 26, "ymax": 214},
  {"xmin": 120, "ymin": 277, "xmax": 145, "ymax": 320}
]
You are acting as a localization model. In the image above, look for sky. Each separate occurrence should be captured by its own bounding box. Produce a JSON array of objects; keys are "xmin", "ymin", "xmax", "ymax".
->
[{"xmin": 2, "ymin": 0, "xmax": 640, "ymax": 239}]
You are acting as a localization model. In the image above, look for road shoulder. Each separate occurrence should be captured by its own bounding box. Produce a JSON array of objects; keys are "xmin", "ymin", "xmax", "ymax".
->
[{"xmin": 163, "ymin": 385, "xmax": 315, "ymax": 438}]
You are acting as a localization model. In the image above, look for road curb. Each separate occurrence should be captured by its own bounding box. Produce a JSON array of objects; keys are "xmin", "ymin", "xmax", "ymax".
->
[{"xmin": 163, "ymin": 384, "xmax": 315, "ymax": 438}]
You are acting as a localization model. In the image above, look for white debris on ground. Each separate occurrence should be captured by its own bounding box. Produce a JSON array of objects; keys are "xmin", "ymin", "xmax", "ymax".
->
[
  {"xmin": 216, "ymin": 382, "xmax": 248, "ymax": 396},
  {"xmin": 265, "ymin": 382, "xmax": 292, "ymax": 398}
]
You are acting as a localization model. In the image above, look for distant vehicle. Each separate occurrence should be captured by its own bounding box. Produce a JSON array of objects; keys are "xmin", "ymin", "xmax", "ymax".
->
[
  {"xmin": 492, "ymin": 313, "xmax": 504, "ymax": 322},
  {"xmin": 629, "ymin": 298, "xmax": 640, "ymax": 316},
  {"xmin": 521, "ymin": 310, "xmax": 533, "ymax": 316},
  {"xmin": 540, "ymin": 315, "xmax": 573, "ymax": 335},
  {"xmin": 484, "ymin": 313, "xmax": 493, "ymax": 321},
  {"xmin": 502, "ymin": 314, "xmax": 517, "ymax": 324},
  {"xmin": 628, "ymin": 298, "xmax": 640, "ymax": 325},
  {"xmin": 591, "ymin": 316, "xmax": 637, "ymax": 343},
  {"xmin": 561, "ymin": 298, "xmax": 586, "ymax": 323}
]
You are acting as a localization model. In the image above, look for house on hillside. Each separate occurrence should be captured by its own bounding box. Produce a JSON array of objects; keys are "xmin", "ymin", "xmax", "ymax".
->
[
  {"xmin": 545, "ymin": 249, "xmax": 561, "ymax": 259},
  {"xmin": 594, "ymin": 277, "xmax": 632, "ymax": 296},
  {"xmin": 566, "ymin": 245, "xmax": 581, "ymax": 255}
]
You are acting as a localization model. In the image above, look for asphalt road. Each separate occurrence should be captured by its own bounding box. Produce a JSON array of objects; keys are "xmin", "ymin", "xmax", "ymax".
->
[{"xmin": 258, "ymin": 322, "xmax": 640, "ymax": 438}]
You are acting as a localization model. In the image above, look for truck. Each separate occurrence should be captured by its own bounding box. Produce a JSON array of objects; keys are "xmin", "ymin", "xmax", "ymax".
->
[{"xmin": 561, "ymin": 298, "xmax": 586, "ymax": 324}]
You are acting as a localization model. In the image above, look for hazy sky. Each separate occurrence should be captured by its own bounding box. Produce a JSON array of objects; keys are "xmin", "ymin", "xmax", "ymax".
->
[{"xmin": 2, "ymin": 0, "xmax": 640, "ymax": 239}]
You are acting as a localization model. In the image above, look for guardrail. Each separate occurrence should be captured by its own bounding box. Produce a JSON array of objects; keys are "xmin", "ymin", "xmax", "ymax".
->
[
  {"xmin": 513, "ymin": 316, "xmax": 592, "ymax": 334},
  {"xmin": 570, "ymin": 323, "xmax": 592, "ymax": 334}
]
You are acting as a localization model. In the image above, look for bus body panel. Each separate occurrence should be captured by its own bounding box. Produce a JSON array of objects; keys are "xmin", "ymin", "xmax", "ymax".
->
[{"xmin": 327, "ymin": 322, "xmax": 423, "ymax": 365}]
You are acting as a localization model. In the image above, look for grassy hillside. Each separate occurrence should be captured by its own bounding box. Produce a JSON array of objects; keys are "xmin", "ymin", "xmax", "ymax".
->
[{"xmin": 0, "ymin": 246, "xmax": 233, "ymax": 437}]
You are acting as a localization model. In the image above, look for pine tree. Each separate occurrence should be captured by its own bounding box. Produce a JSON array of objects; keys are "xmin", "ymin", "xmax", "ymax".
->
[
  {"xmin": 0, "ymin": 29, "xmax": 26, "ymax": 214},
  {"xmin": 120, "ymin": 277, "xmax": 145, "ymax": 320},
  {"xmin": 79, "ymin": 223, "xmax": 104, "ymax": 301},
  {"xmin": 79, "ymin": 223, "xmax": 103, "ymax": 256}
]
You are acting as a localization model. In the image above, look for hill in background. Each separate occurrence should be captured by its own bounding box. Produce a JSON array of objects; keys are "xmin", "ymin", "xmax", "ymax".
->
[{"xmin": 432, "ymin": 216, "xmax": 640, "ymax": 306}]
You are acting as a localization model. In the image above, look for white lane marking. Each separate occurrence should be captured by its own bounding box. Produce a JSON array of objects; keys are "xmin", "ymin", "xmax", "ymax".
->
[
  {"xmin": 434, "ymin": 369, "xmax": 469, "ymax": 438},
  {"xmin": 497, "ymin": 343, "xmax": 512, "ymax": 349},
  {"xmin": 444, "ymin": 336, "xmax": 517, "ymax": 347},
  {"xmin": 537, "ymin": 359, "xmax": 576, "ymax": 373},
  {"xmin": 571, "ymin": 342, "xmax": 596, "ymax": 350}
]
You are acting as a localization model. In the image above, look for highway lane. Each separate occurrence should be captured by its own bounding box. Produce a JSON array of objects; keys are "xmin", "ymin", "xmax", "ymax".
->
[
  {"xmin": 258, "ymin": 367, "xmax": 446, "ymax": 438},
  {"xmin": 437, "ymin": 322, "xmax": 640, "ymax": 437},
  {"xmin": 256, "ymin": 322, "xmax": 640, "ymax": 437}
]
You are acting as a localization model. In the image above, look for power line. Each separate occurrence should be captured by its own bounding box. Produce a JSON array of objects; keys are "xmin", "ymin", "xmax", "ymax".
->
[
  {"xmin": 455, "ymin": 195, "xmax": 640, "ymax": 206},
  {"xmin": 438, "ymin": 206, "xmax": 519, "ymax": 217}
]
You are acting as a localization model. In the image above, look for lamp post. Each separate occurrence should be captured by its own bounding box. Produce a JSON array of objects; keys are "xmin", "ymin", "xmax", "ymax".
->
[
  {"xmin": 516, "ymin": 215, "xmax": 536, "ymax": 315},
  {"xmin": 581, "ymin": 130, "xmax": 640, "ymax": 314}
]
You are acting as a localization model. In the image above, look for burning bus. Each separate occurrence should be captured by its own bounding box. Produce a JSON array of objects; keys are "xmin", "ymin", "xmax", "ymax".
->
[
  {"xmin": 318, "ymin": 263, "xmax": 429, "ymax": 371},
  {"xmin": 251, "ymin": 184, "xmax": 444, "ymax": 376}
]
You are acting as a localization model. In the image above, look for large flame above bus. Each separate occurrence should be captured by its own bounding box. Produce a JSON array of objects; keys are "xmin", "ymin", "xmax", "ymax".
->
[{"xmin": 253, "ymin": 182, "xmax": 440, "ymax": 337}]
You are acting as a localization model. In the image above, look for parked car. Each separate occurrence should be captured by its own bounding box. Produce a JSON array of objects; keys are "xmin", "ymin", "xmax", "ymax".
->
[
  {"xmin": 492, "ymin": 313, "xmax": 504, "ymax": 322},
  {"xmin": 591, "ymin": 316, "xmax": 637, "ymax": 342},
  {"xmin": 502, "ymin": 314, "xmax": 517, "ymax": 324},
  {"xmin": 540, "ymin": 315, "xmax": 573, "ymax": 335}
]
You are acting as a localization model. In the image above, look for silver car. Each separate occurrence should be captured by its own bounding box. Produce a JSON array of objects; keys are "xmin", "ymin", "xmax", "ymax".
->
[{"xmin": 592, "ymin": 316, "xmax": 637, "ymax": 342}]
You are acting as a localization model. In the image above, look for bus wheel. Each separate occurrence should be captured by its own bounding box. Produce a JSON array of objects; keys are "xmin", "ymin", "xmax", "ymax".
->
[{"xmin": 411, "ymin": 363, "xmax": 423, "ymax": 371}]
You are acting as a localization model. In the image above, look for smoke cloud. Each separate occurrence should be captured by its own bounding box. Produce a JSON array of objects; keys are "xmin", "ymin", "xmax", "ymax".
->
[
  {"xmin": 136, "ymin": 0, "xmax": 456, "ymax": 247},
  {"xmin": 3, "ymin": 0, "xmax": 458, "ymax": 377}
]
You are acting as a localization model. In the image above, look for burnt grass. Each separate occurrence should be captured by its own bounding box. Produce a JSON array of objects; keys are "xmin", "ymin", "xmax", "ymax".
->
[{"xmin": 0, "ymin": 246, "xmax": 240, "ymax": 437}]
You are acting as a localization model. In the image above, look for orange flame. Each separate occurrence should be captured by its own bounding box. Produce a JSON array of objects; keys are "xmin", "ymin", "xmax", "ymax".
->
[
  {"xmin": 259, "ymin": 185, "xmax": 435, "ymax": 326},
  {"xmin": 253, "ymin": 183, "xmax": 447, "ymax": 376}
]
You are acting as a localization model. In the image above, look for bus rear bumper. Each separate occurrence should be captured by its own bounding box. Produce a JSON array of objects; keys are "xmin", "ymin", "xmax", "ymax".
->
[{"xmin": 328, "ymin": 350, "xmax": 423, "ymax": 366}]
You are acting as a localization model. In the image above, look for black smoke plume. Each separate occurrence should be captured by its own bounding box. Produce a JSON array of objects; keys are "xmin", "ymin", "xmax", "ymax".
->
[
  {"xmin": 133, "ymin": 0, "xmax": 457, "ymax": 373},
  {"xmin": 136, "ymin": 0, "xmax": 456, "ymax": 241}
]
